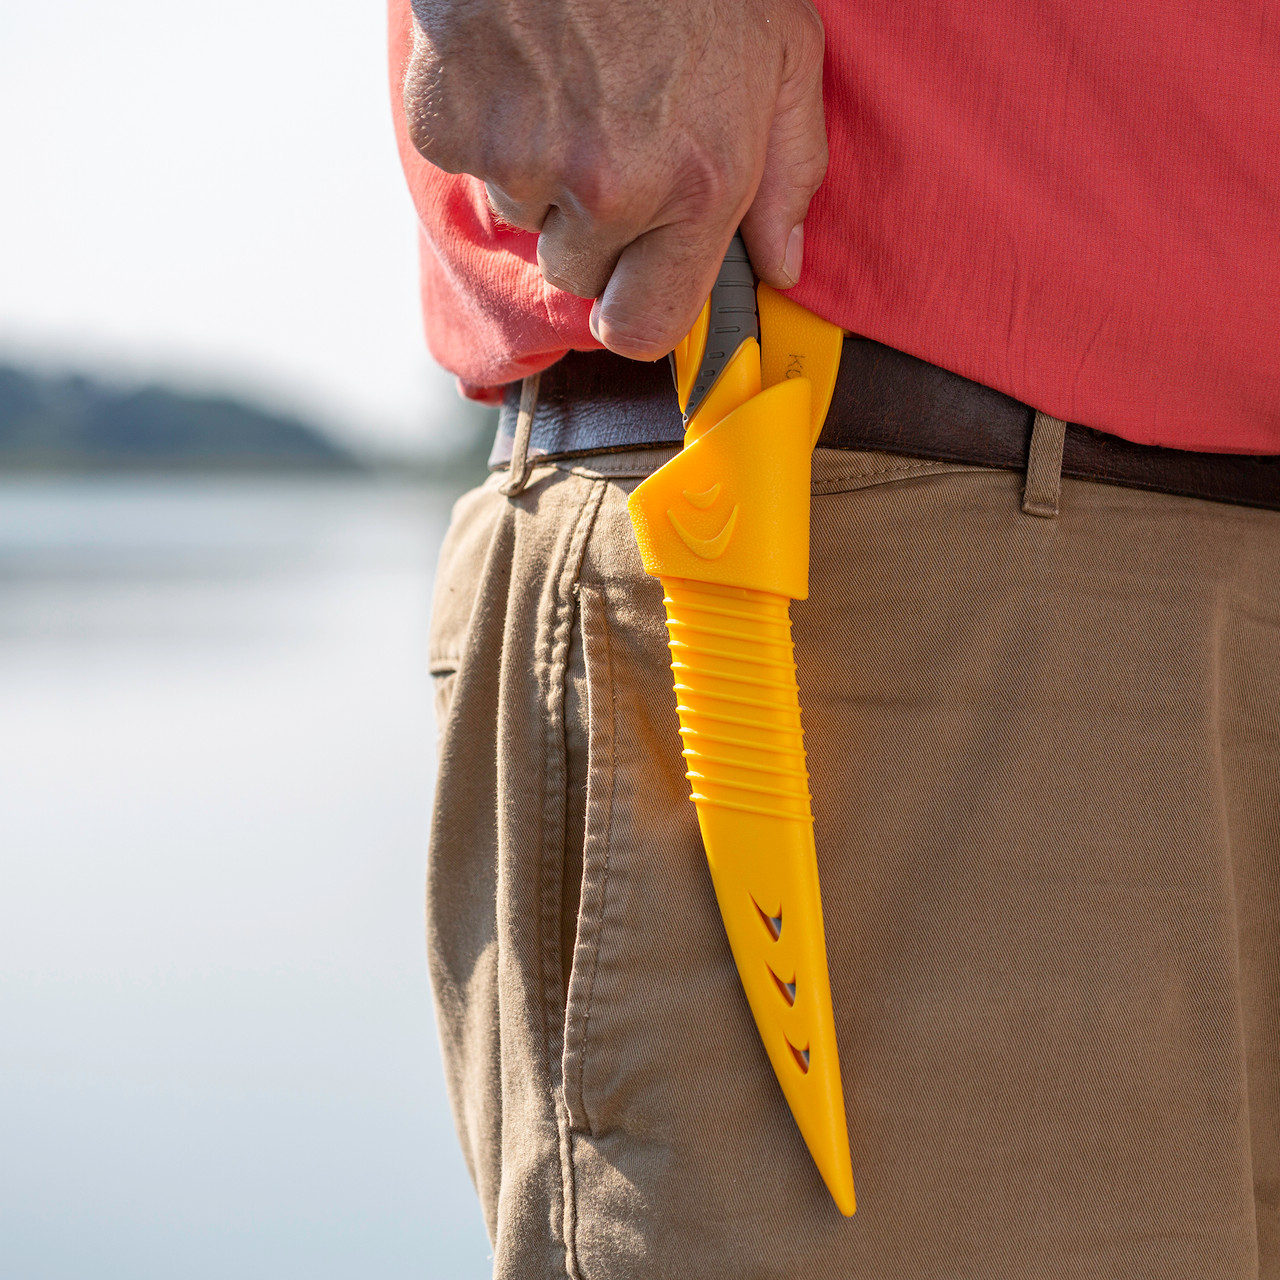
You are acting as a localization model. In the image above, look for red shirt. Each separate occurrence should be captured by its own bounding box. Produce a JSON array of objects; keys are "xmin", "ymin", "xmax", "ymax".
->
[{"xmin": 389, "ymin": 0, "xmax": 1280, "ymax": 454}]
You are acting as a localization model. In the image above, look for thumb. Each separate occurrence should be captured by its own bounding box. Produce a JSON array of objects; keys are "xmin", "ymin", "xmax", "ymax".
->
[{"xmin": 739, "ymin": 3, "xmax": 828, "ymax": 289}]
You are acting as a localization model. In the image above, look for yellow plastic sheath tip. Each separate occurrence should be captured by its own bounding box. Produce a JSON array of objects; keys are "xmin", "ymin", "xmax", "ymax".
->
[{"xmin": 628, "ymin": 345, "xmax": 855, "ymax": 1216}]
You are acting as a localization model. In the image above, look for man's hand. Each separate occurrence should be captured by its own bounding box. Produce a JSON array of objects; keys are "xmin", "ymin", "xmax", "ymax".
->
[{"xmin": 403, "ymin": 0, "xmax": 827, "ymax": 360}]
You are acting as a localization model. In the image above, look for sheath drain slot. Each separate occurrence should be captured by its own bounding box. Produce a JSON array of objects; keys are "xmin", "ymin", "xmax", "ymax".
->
[
  {"xmin": 769, "ymin": 967, "xmax": 797, "ymax": 1006},
  {"xmin": 753, "ymin": 897, "xmax": 782, "ymax": 941}
]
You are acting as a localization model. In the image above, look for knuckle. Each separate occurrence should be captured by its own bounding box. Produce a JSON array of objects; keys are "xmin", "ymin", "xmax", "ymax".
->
[
  {"xmin": 791, "ymin": 1, "xmax": 826, "ymax": 60},
  {"xmin": 666, "ymin": 151, "xmax": 737, "ymax": 223},
  {"xmin": 562, "ymin": 159, "xmax": 634, "ymax": 227},
  {"xmin": 540, "ymin": 269, "xmax": 599, "ymax": 299},
  {"xmin": 487, "ymin": 187, "xmax": 542, "ymax": 233},
  {"xmin": 402, "ymin": 55, "xmax": 464, "ymax": 170},
  {"xmin": 537, "ymin": 239, "xmax": 614, "ymax": 299},
  {"xmin": 792, "ymin": 140, "xmax": 829, "ymax": 197},
  {"xmin": 478, "ymin": 126, "xmax": 562, "ymax": 200},
  {"xmin": 482, "ymin": 157, "xmax": 544, "ymax": 205},
  {"xmin": 405, "ymin": 118, "xmax": 458, "ymax": 172},
  {"xmin": 772, "ymin": 1, "xmax": 827, "ymax": 89},
  {"xmin": 403, "ymin": 54, "xmax": 557, "ymax": 192}
]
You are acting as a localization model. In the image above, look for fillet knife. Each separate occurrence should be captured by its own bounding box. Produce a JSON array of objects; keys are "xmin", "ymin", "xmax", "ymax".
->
[{"xmin": 626, "ymin": 235, "xmax": 855, "ymax": 1215}]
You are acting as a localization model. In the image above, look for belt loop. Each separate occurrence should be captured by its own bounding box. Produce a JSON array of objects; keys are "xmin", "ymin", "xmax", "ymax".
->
[
  {"xmin": 500, "ymin": 372, "xmax": 541, "ymax": 497},
  {"xmin": 1022, "ymin": 410, "xmax": 1067, "ymax": 517}
]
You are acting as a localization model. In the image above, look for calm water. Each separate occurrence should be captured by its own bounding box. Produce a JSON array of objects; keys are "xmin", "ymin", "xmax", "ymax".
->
[{"xmin": 0, "ymin": 476, "xmax": 492, "ymax": 1279}]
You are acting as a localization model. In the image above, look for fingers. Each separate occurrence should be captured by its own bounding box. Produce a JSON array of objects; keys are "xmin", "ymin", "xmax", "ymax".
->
[
  {"xmin": 536, "ymin": 205, "xmax": 630, "ymax": 299},
  {"xmin": 485, "ymin": 191, "xmax": 651, "ymax": 302},
  {"xmin": 591, "ymin": 221, "xmax": 738, "ymax": 360},
  {"xmin": 492, "ymin": 173, "xmax": 656, "ymax": 300},
  {"xmin": 738, "ymin": 2, "xmax": 828, "ymax": 289},
  {"xmin": 557, "ymin": 3, "xmax": 826, "ymax": 353}
]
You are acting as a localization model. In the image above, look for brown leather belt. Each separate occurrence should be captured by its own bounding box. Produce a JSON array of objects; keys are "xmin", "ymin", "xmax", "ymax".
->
[{"xmin": 491, "ymin": 337, "xmax": 1280, "ymax": 511}]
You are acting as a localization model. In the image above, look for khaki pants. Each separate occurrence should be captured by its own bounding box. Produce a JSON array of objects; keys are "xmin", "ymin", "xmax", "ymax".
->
[{"xmin": 427, "ymin": 445, "xmax": 1279, "ymax": 1279}]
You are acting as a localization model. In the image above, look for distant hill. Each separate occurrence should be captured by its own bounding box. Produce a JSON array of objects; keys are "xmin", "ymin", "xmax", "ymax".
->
[{"xmin": 0, "ymin": 364, "xmax": 361, "ymax": 471}]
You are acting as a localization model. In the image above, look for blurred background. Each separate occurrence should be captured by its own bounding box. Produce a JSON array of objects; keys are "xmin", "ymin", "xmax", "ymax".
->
[{"xmin": 1, "ymin": 2, "xmax": 494, "ymax": 1277}]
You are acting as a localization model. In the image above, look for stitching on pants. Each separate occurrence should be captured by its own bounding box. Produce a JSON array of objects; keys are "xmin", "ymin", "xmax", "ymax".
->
[
  {"xmin": 562, "ymin": 584, "xmax": 618, "ymax": 1140},
  {"xmin": 538, "ymin": 481, "xmax": 606, "ymax": 1280},
  {"xmin": 560, "ymin": 583, "xmax": 617, "ymax": 1280},
  {"xmin": 534, "ymin": 509, "xmax": 572, "ymax": 1278},
  {"xmin": 813, "ymin": 461, "xmax": 989, "ymax": 493},
  {"xmin": 1205, "ymin": 594, "xmax": 1261, "ymax": 1261},
  {"xmin": 558, "ymin": 457, "xmax": 677, "ymax": 478}
]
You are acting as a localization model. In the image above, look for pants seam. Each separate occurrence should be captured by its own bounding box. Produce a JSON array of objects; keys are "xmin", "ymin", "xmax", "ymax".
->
[
  {"xmin": 811, "ymin": 461, "xmax": 990, "ymax": 495},
  {"xmin": 538, "ymin": 478, "xmax": 606, "ymax": 1280},
  {"xmin": 563, "ymin": 583, "xmax": 618, "ymax": 1136},
  {"xmin": 559, "ymin": 579, "xmax": 618, "ymax": 1280}
]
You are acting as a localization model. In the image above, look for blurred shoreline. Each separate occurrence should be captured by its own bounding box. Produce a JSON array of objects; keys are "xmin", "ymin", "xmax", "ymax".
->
[{"xmin": 0, "ymin": 361, "xmax": 496, "ymax": 489}]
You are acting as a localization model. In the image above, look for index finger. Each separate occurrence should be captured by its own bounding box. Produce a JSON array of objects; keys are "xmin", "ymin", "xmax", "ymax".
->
[{"xmin": 590, "ymin": 220, "xmax": 741, "ymax": 361}]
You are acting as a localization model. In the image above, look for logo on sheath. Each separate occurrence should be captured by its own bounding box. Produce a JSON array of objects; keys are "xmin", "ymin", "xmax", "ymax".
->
[{"xmin": 667, "ymin": 483, "xmax": 739, "ymax": 560}]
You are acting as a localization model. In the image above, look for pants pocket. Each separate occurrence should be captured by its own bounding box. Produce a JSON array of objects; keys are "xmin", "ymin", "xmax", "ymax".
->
[{"xmin": 560, "ymin": 582, "xmax": 616, "ymax": 1135}]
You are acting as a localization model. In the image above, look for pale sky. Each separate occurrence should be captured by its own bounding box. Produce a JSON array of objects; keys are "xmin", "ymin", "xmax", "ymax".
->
[{"xmin": 0, "ymin": 1, "xmax": 463, "ymax": 458}]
